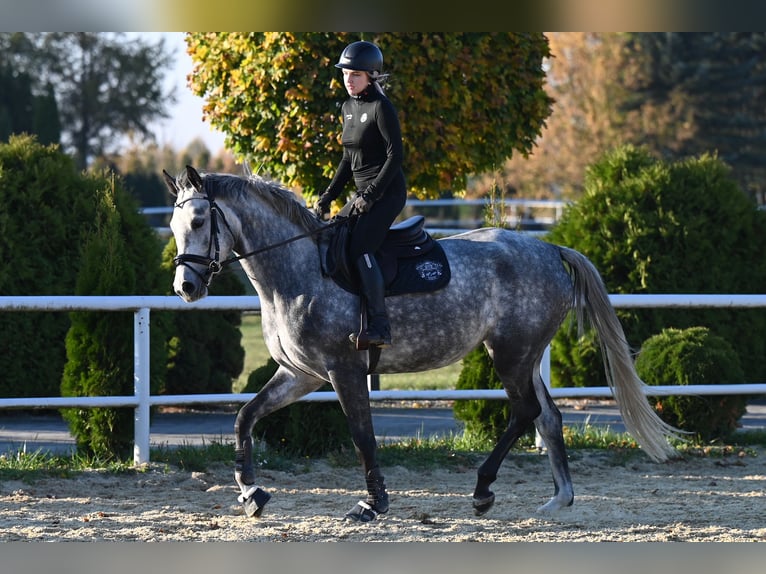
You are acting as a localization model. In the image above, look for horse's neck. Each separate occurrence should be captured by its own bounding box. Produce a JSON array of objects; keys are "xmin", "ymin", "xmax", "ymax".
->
[{"xmin": 234, "ymin": 203, "xmax": 321, "ymax": 301}]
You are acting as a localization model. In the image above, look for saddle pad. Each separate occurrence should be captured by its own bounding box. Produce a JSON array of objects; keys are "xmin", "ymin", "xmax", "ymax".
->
[
  {"xmin": 323, "ymin": 218, "xmax": 451, "ymax": 297},
  {"xmin": 384, "ymin": 241, "xmax": 450, "ymax": 296}
]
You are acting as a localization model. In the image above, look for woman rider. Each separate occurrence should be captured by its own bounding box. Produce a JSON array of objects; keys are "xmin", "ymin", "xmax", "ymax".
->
[{"xmin": 315, "ymin": 40, "xmax": 407, "ymax": 348}]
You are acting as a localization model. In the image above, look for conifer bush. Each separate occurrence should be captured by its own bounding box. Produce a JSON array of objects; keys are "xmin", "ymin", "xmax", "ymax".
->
[
  {"xmin": 0, "ymin": 136, "xmax": 98, "ymax": 398},
  {"xmin": 546, "ymin": 145, "xmax": 766, "ymax": 389},
  {"xmin": 453, "ymin": 346, "xmax": 511, "ymax": 441},
  {"xmin": 60, "ymin": 174, "xmax": 168, "ymax": 459},
  {"xmin": 635, "ymin": 327, "xmax": 748, "ymax": 440}
]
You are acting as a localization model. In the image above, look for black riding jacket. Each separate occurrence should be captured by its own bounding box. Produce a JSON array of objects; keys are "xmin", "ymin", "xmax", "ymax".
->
[
  {"xmin": 324, "ymin": 87, "xmax": 405, "ymax": 203},
  {"xmin": 324, "ymin": 86, "xmax": 407, "ymax": 259}
]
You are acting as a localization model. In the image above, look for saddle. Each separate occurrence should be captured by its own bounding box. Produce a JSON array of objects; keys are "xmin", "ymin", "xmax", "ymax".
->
[{"xmin": 323, "ymin": 215, "xmax": 451, "ymax": 296}]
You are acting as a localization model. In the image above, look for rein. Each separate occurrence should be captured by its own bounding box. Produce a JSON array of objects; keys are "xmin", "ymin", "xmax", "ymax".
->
[
  {"xmin": 225, "ymin": 216, "xmax": 347, "ymax": 265},
  {"xmin": 173, "ymin": 193, "xmax": 347, "ymax": 285}
]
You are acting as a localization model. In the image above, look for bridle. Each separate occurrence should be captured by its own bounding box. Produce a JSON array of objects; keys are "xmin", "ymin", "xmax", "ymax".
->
[
  {"xmin": 172, "ymin": 192, "xmax": 346, "ymax": 286},
  {"xmin": 172, "ymin": 194, "xmax": 233, "ymax": 286}
]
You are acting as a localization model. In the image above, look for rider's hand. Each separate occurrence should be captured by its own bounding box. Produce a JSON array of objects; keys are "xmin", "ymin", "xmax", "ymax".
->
[
  {"xmin": 314, "ymin": 193, "xmax": 331, "ymax": 218},
  {"xmin": 351, "ymin": 193, "xmax": 372, "ymax": 214}
]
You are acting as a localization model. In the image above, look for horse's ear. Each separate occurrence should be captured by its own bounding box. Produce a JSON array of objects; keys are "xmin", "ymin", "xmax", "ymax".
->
[
  {"xmin": 162, "ymin": 169, "xmax": 178, "ymax": 197},
  {"xmin": 186, "ymin": 165, "xmax": 204, "ymax": 193}
]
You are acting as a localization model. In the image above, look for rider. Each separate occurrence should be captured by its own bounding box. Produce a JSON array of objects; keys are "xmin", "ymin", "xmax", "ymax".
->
[{"xmin": 315, "ymin": 40, "xmax": 407, "ymax": 348}]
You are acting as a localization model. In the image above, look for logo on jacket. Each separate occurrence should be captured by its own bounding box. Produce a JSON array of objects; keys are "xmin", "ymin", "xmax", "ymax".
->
[{"xmin": 360, "ymin": 113, "xmax": 368, "ymax": 123}]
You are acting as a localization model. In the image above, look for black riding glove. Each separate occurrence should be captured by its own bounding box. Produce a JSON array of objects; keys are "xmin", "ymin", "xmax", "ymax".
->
[
  {"xmin": 315, "ymin": 193, "xmax": 332, "ymax": 218},
  {"xmin": 351, "ymin": 184, "xmax": 380, "ymax": 214},
  {"xmin": 351, "ymin": 193, "xmax": 373, "ymax": 214}
]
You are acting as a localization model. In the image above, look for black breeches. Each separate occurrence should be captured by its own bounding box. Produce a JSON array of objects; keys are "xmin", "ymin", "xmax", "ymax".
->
[{"xmin": 348, "ymin": 185, "xmax": 406, "ymax": 261}]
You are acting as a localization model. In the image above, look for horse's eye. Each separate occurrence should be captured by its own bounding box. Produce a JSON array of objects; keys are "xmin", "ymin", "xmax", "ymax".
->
[{"xmin": 191, "ymin": 215, "xmax": 205, "ymax": 230}]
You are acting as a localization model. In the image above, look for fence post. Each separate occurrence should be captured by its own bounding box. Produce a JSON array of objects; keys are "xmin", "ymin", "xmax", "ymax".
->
[
  {"xmin": 367, "ymin": 374, "xmax": 380, "ymax": 392},
  {"xmin": 535, "ymin": 345, "xmax": 552, "ymax": 449},
  {"xmin": 133, "ymin": 307, "xmax": 151, "ymax": 465}
]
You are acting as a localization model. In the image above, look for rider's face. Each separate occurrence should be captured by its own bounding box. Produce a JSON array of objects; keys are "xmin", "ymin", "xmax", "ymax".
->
[{"xmin": 343, "ymin": 69, "xmax": 370, "ymax": 96}]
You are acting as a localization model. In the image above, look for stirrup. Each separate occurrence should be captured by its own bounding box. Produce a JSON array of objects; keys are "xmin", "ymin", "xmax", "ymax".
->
[{"xmin": 353, "ymin": 328, "xmax": 391, "ymax": 350}]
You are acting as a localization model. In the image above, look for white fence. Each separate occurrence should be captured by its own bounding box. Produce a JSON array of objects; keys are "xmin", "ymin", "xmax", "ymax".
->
[
  {"xmin": 1, "ymin": 294, "xmax": 765, "ymax": 464},
  {"xmin": 141, "ymin": 198, "xmax": 568, "ymax": 238}
]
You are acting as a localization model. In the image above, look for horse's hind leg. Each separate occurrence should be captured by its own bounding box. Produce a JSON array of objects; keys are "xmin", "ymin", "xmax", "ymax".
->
[
  {"xmin": 472, "ymin": 351, "xmax": 542, "ymax": 516},
  {"xmin": 532, "ymin": 373, "xmax": 574, "ymax": 513},
  {"xmin": 233, "ymin": 366, "xmax": 322, "ymax": 517}
]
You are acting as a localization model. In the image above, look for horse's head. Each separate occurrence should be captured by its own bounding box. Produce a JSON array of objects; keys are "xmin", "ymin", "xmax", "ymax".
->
[{"xmin": 163, "ymin": 165, "xmax": 236, "ymax": 302}]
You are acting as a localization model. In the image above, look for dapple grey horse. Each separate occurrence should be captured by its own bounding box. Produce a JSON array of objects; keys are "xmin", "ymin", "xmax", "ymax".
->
[{"xmin": 164, "ymin": 165, "xmax": 679, "ymax": 523}]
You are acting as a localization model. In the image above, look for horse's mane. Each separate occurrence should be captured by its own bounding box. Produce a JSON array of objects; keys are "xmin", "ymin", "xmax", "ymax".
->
[{"xmin": 197, "ymin": 171, "xmax": 326, "ymax": 234}]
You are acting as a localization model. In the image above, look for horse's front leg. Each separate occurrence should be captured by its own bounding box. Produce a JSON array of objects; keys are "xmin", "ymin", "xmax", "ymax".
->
[
  {"xmin": 332, "ymin": 370, "xmax": 389, "ymax": 523},
  {"xmin": 234, "ymin": 366, "xmax": 322, "ymax": 517}
]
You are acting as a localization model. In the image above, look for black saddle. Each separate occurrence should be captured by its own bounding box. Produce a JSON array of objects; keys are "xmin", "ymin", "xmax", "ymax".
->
[{"xmin": 324, "ymin": 215, "xmax": 451, "ymax": 296}]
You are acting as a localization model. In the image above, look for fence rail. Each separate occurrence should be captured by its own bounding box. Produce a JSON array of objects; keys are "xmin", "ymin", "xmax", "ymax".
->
[
  {"xmin": 1, "ymin": 294, "xmax": 765, "ymax": 464},
  {"xmin": 141, "ymin": 198, "xmax": 568, "ymax": 238}
]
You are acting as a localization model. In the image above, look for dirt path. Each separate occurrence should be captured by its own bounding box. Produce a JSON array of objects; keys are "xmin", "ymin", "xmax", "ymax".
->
[{"xmin": 1, "ymin": 447, "xmax": 764, "ymax": 541}]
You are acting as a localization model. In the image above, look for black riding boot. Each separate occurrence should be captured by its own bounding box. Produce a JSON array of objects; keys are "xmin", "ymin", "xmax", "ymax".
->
[{"xmin": 355, "ymin": 253, "xmax": 392, "ymax": 347}]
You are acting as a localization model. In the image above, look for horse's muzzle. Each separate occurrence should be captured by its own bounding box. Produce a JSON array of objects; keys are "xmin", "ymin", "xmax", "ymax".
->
[{"xmin": 174, "ymin": 269, "xmax": 208, "ymax": 302}]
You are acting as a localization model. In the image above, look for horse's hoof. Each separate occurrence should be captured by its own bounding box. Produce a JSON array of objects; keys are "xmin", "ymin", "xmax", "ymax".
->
[
  {"xmin": 238, "ymin": 486, "xmax": 271, "ymax": 518},
  {"xmin": 472, "ymin": 493, "xmax": 495, "ymax": 516},
  {"xmin": 344, "ymin": 500, "xmax": 385, "ymax": 523},
  {"xmin": 536, "ymin": 495, "xmax": 574, "ymax": 514}
]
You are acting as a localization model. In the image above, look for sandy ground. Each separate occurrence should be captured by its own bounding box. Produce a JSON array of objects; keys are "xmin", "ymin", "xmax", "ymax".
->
[{"xmin": 1, "ymin": 446, "xmax": 764, "ymax": 542}]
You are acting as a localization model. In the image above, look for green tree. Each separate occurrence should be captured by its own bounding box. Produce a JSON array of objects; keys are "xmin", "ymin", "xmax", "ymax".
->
[
  {"xmin": 485, "ymin": 33, "xmax": 766, "ymax": 206},
  {"xmin": 453, "ymin": 345, "xmax": 510, "ymax": 441},
  {"xmin": 0, "ymin": 33, "xmax": 61, "ymax": 145},
  {"xmin": 622, "ymin": 33, "xmax": 766, "ymax": 204},
  {"xmin": 546, "ymin": 145, "xmax": 766, "ymax": 388},
  {"xmin": 95, "ymin": 139, "xmax": 237, "ymax": 209},
  {"xmin": 186, "ymin": 32, "xmax": 552, "ymax": 197},
  {"xmin": 7, "ymin": 32, "xmax": 175, "ymax": 170}
]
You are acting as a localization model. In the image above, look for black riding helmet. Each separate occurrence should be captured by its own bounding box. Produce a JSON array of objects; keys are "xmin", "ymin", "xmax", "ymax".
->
[{"xmin": 335, "ymin": 41, "xmax": 383, "ymax": 77}]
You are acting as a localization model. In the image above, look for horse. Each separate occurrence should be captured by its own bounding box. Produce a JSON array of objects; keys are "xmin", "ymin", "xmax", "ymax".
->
[{"xmin": 163, "ymin": 164, "xmax": 681, "ymax": 523}]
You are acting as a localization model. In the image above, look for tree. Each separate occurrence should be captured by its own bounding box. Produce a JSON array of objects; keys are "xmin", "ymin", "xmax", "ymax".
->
[
  {"xmin": 0, "ymin": 33, "xmax": 61, "ymax": 145},
  {"xmin": 0, "ymin": 135, "xmax": 171, "ymax": 402},
  {"xmin": 14, "ymin": 33, "xmax": 175, "ymax": 170},
  {"xmin": 473, "ymin": 33, "xmax": 632, "ymax": 199},
  {"xmin": 484, "ymin": 33, "xmax": 766, "ymax": 205},
  {"xmin": 186, "ymin": 32, "xmax": 552, "ymax": 197},
  {"xmin": 93, "ymin": 138, "xmax": 238, "ymax": 208},
  {"xmin": 621, "ymin": 33, "xmax": 766, "ymax": 204}
]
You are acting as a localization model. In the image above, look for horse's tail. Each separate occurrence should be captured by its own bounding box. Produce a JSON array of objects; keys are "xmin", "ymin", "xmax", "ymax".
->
[{"xmin": 559, "ymin": 246, "xmax": 683, "ymax": 462}]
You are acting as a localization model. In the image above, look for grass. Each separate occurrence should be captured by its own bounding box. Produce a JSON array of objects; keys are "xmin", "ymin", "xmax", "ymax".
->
[
  {"xmin": 234, "ymin": 313, "xmax": 463, "ymax": 393},
  {"xmin": 3, "ymin": 426, "xmax": 763, "ymax": 480},
  {"xmin": 233, "ymin": 314, "xmax": 273, "ymax": 393}
]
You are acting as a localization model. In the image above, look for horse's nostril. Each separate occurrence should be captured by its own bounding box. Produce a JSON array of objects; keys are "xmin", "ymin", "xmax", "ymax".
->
[{"xmin": 181, "ymin": 281, "xmax": 196, "ymax": 295}]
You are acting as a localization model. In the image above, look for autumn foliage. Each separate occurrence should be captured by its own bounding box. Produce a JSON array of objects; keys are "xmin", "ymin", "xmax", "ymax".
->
[{"xmin": 185, "ymin": 32, "xmax": 552, "ymax": 198}]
